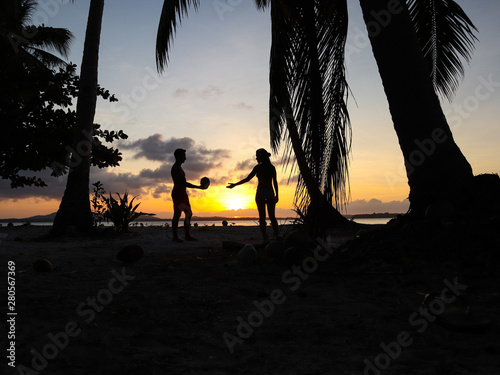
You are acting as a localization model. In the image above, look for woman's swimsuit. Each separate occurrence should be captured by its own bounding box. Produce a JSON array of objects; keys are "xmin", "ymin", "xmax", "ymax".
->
[{"xmin": 256, "ymin": 187, "xmax": 275, "ymax": 201}]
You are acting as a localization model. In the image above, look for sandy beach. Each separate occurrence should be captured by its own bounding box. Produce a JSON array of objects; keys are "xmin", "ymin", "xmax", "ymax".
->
[{"xmin": 1, "ymin": 223, "xmax": 499, "ymax": 375}]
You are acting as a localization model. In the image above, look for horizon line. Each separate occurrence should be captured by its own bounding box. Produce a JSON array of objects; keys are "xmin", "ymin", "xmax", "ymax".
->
[{"xmin": 0, "ymin": 212, "xmax": 405, "ymax": 222}]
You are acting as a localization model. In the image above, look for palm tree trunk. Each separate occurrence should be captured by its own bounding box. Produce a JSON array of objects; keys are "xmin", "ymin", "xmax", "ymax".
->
[
  {"xmin": 283, "ymin": 99, "xmax": 348, "ymax": 231},
  {"xmin": 268, "ymin": 0, "xmax": 348, "ymax": 235},
  {"xmin": 359, "ymin": 0, "xmax": 473, "ymax": 217},
  {"xmin": 51, "ymin": 0, "xmax": 105, "ymax": 235}
]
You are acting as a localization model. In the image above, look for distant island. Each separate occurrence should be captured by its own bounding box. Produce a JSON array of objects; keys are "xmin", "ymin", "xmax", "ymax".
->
[
  {"xmin": 346, "ymin": 212, "xmax": 404, "ymax": 219},
  {"xmin": 0, "ymin": 212, "xmax": 403, "ymax": 224}
]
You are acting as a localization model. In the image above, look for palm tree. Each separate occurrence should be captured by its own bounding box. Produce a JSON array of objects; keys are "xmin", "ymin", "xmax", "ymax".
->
[
  {"xmin": 51, "ymin": 0, "xmax": 105, "ymax": 235},
  {"xmin": 358, "ymin": 0, "xmax": 476, "ymax": 216},
  {"xmin": 1, "ymin": 0, "xmax": 74, "ymax": 69},
  {"xmin": 264, "ymin": 0, "xmax": 351, "ymax": 230},
  {"xmin": 1, "ymin": 0, "xmax": 74, "ymax": 106}
]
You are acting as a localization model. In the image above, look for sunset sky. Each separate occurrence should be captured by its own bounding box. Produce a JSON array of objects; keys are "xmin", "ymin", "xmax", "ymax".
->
[{"xmin": 1, "ymin": 0, "xmax": 499, "ymax": 219}]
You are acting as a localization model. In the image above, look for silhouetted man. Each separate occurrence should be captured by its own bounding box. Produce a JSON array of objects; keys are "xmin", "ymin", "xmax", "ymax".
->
[{"xmin": 171, "ymin": 148, "xmax": 202, "ymax": 242}]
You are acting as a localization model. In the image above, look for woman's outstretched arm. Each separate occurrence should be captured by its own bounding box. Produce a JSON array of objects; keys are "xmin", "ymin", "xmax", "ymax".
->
[{"xmin": 227, "ymin": 167, "xmax": 257, "ymax": 189}]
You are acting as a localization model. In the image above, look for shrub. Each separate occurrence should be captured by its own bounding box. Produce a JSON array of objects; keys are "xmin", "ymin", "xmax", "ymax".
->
[{"xmin": 91, "ymin": 181, "xmax": 154, "ymax": 232}]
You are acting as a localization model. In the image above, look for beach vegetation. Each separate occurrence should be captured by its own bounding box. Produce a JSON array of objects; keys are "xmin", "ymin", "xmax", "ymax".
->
[
  {"xmin": 102, "ymin": 192, "xmax": 154, "ymax": 233},
  {"xmin": 90, "ymin": 181, "xmax": 154, "ymax": 232},
  {"xmin": 1, "ymin": 1, "xmax": 127, "ymax": 189},
  {"xmin": 90, "ymin": 181, "xmax": 107, "ymax": 227},
  {"xmin": 1, "ymin": 63, "xmax": 127, "ymax": 188}
]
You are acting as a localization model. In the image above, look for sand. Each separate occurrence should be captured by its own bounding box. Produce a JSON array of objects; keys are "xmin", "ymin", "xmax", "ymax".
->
[{"xmin": 1, "ymin": 223, "xmax": 499, "ymax": 375}]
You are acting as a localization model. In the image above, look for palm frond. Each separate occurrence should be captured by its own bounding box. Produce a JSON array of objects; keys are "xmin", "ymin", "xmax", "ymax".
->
[
  {"xmin": 268, "ymin": 0, "xmax": 351, "ymax": 212},
  {"xmin": 156, "ymin": 0, "xmax": 200, "ymax": 73},
  {"xmin": 28, "ymin": 26, "xmax": 74, "ymax": 59},
  {"xmin": 408, "ymin": 0, "xmax": 478, "ymax": 100},
  {"xmin": 254, "ymin": 0, "xmax": 271, "ymax": 10},
  {"xmin": 25, "ymin": 46, "xmax": 69, "ymax": 68},
  {"xmin": 2, "ymin": 1, "xmax": 72, "ymax": 70}
]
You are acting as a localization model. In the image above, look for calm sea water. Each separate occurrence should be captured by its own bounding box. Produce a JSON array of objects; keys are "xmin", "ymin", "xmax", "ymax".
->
[
  {"xmin": 350, "ymin": 217, "xmax": 393, "ymax": 225},
  {"xmin": 1, "ymin": 217, "xmax": 392, "ymax": 227}
]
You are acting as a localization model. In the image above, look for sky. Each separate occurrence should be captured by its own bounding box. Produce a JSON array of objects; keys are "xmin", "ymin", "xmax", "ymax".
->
[{"xmin": 1, "ymin": 0, "xmax": 499, "ymax": 219}]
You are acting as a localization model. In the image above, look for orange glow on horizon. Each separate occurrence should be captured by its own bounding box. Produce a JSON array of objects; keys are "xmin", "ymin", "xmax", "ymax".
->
[
  {"xmin": 0, "ymin": 198, "xmax": 60, "ymax": 219},
  {"xmin": 0, "ymin": 181, "xmax": 410, "ymax": 219}
]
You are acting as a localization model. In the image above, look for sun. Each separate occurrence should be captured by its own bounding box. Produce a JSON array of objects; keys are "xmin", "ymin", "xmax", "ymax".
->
[{"xmin": 224, "ymin": 195, "xmax": 253, "ymax": 211}]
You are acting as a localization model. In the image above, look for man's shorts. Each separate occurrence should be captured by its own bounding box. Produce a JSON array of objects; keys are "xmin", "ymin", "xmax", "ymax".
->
[{"xmin": 172, "ymin": 189, "xmax": 190, "ymax": 211}]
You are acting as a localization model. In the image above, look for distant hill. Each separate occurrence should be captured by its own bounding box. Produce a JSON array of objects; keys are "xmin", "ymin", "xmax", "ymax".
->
[{"xmin": 0, "ymin": 212, "xmax": 57, "ymax": 223}]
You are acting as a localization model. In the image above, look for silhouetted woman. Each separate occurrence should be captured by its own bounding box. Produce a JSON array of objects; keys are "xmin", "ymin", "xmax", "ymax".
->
[{"xmin": 227, "ymin": 148, "xmax": 279, "ymax": 242}]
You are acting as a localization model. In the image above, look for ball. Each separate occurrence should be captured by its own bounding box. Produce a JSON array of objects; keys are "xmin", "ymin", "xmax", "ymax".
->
[{"xmin": 200, "ymin": 177, "xmax": 210, "ymax": 189}]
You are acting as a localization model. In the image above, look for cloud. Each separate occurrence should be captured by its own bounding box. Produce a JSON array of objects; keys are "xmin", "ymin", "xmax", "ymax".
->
[
  {"xmin": 345, "ymin": 198, "xmax": 409, "ymax": 215},
  {"xmin": 233, "ymin": 158, "xmax": 255, "ymax": 173},
  {"xmin": 120, "ymin": 134, "xmax": 194, "ymax": 162},
  {"xmin": 173, "ymin": 88, "xmax": 189, "ymax": 97},
  {"xmin": 226, "ymin": 158, "xmax": 256, "ymax": 183},
  {"xmin": 150, "ymin": 184, "xmax": 171, "ymax": 200},
  {"xmin": 103, "ymin": 135, "xmax": 231, "ymax": 193},
  {"xmin": 233, "ymin": 102, "xmax": 253, "ymax": 110},
  {"xmin": 120, "ymin": 134, "xmax": 230, "ymax": 168},
  {"xmin": 107, "ymin": 135, "xmax": 231, "ymax": 195},
  {"xmin": 0, "ymin": 165, "xmax": 197, "ymax": 204},
  {"xmin": 200, "ymin": 85, "xmax": 224, "ymax": 99},
  {"xmin": 172, "ymin": 85, "xmax": 225, "ymax": 100},
  {"xmin": 0, "ymin": 168, "xmax": 69, "ymax": 201},
  {"xmin": 0, "ymin": 135, "xmax": 231, "ymax": 205},
  {"xmin": 138, "ymin": 163, "xmax": 171, "ymax": 181}
]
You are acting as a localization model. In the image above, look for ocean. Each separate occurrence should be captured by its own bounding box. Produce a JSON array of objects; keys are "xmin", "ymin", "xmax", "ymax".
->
[{"xmin": 1, "ymin": 217, "xmax": 393, "ymax": 227}]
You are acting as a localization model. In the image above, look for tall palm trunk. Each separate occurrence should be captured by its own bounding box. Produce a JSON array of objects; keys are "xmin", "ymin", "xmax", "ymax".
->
[
  {"xmin": 359, "ymin": 0, "xmax": 473, "ymax": 217},
  {"xmin": 51, "ymin": 0, "xmax": 105, "ymax": 235}
]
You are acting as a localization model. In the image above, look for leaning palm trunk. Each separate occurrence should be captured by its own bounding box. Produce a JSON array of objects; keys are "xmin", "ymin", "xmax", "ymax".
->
[
  {"xmin": 51, "ymin": 0, "xmax": 105, "ymax": 235},
  {"xmin": 281, "ymin": 98, "xmax": 348, "ymax": 232},
  {"xmin": 359, "ymin": 0, "xmax": 473, "ymax": 217},
  {"xmin": 268, "ymin": 0, "xmax": 350, "ymax": 235}
]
